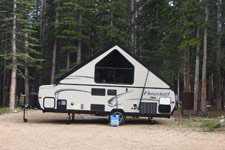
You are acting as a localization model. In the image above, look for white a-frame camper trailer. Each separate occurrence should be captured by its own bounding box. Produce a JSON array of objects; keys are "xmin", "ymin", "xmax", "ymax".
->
[{"xmin": 29, "ymin": 43, "xmax": 175, "ymax": 125}]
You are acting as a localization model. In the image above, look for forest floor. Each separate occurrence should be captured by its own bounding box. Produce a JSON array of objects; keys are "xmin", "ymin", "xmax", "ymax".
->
[{"xmin": 0, "ymin": 109, "xmax": 225, "ymax": 150}]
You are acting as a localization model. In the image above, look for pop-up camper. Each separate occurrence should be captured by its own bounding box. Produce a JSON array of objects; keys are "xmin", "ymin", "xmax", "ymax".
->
[{"xmin": 29, "ymin": 43, "xmax": 175, "ymax": 125}]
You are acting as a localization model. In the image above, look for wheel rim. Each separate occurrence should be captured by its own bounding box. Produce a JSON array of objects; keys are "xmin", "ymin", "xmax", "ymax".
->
[{"xmin": 113, "ymin": 112, "xmax": 123, "ymax": 123}]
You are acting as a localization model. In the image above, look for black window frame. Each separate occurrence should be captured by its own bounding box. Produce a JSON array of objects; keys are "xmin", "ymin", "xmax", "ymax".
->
[
  {"xmin": 91, "ymin": 88, "xmax": 106, "ymax": 96},
  {"xmin": 94, "ymin": 50, "xmax": 135, "ymax": 85}
]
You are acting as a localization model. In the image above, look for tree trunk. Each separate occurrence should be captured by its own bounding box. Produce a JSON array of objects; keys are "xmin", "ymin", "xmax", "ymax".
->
[
  {"xmin": 67, "ymin": 50, "xmax": 70, "ymax": 70},
  {"xmin": 139, "ymin": 26, "xmax": 142, "ymax": 58},
  {"xmin": 40, "ymin": 0, "xmax": 45, "ymax": 42},
  {"xmin": 193, "ymin": 24, "xmax": 200, "ymax": 114},
  {"xmin": 201, "ymin": 6, "xmax": 208, "ymax": 115},
  {"xmin": 110, "ymin": 0, "xmax": 113, "ymax": 41},
  {"xmin": 135, "ymin": 1, "xmax": 142, "ymax": 58},
  {"xmin": 2, "ymin": 57, "xmax": 6, "ymax": 106},
  {"xmin": 0, "ymin": 33, "xmax": 3, "ymax": 105},
  {"xmin": 216, "ymin": 0, "xmax": 222, "ymax": 111},
  {"xmin": 183, "ymin": 61, "xmax": 188, "ymax": 92},
  {"xmin": 110, "ymin": 1, "xmax": 113, "ymax": 26},
  {"xmin": 24, "ymin": 32, "xmax": 29, "ymax": 104},
  {"xmin": 223, "ymin": 81, "xmax": 225, "ymax": 110},
  {"xmin": 130, "ymin": 0, "xmax": 135, "ymax": 53},
  {"xmin": 155, "ymin": 2, "xmax": 159, "ymax": 23},
  {"xmin": 77, "ymin": 0, "xmax": 82, "ymax": 64},
  {"xmin": 0, "ymin": 66, "xmax": 2, "ymax": 105},
  {"xmin": 35, "ymin": 0, "xmax": 39, "ymax": 18},
  {"xmin": 39, "ymin": 0, "xmax": 46, "ymax": 86},
  {"xmin": 177, "ymin": 72, "xmax": 180, "ymax": 98},
  {"xmin": 187, "ymin": 48, "xmax": 191, "ymax": 91},
  {"xmin": 222, "ymin": 81, "xmax": 224, "ymax": 110},
  {"xmin": 51, "ymin": 41, "xmax": 57, "ymax": 84},
  {"xmin": 222, "ymin": 46, "xmax": 225, "ymax": 110},
  {"xmin": 9, "ymin": 0, "xmax": 17, "ymax": 111},
  {"xmin": 208, "ymin": 75, "xmax": 211, "ymax": 104},
  {"xmin": 2, "ymin": 24, "xmax": 8, "ymax": 106},
  {"xmin": 50, "ymin": 2, "xmax": 59, "ymax": 84},
  {"xmin": 211, "ymin": 74, "xmax": 214, "ymax": 105},
  {"xmin": 208, "ymin": 74, "xmax": 214, "ymax": 105}
]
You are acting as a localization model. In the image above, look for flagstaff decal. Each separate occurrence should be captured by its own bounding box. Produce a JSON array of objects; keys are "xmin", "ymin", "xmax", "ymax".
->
[{"xmin": 144, "ymin": 91, "xmax": 170, "ymax": 97}]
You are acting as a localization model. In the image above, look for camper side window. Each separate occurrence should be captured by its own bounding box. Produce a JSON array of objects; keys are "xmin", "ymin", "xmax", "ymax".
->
[
  {"xmin": 94, "ymin": 50, "xmax": 134, "ymax": 84},
  {"xmin": 91, "ymin": 88, "xmax": 105, "ymax": 96}
]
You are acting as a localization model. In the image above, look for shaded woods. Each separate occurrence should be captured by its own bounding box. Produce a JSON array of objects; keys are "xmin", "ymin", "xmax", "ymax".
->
[{"xmin": 0, "ymin": 0, "xmax": 224, "ymax": 114}]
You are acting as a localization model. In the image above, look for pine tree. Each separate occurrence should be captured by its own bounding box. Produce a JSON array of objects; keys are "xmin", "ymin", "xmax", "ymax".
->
[
  {"xmin": 216, "ymin": 0, "xmax": 222, "ymax": 111},
  {"xmin": 139, "ymin": 0, "xmax": 167, "ymax": 73},
  {"xmin": 130, "ymin": 0, "xmax": 135, "ymax": 52},
  {"xmin": 59, "ymin": 0, "xmax": 79, "ymax": 69},
  {"xmin": 17, "ymin": 0, "xmax": 42, "ymax": 104},
  {"xmin": 180, "ymin": 1, "xmax": 202, "ymax": 92},
  {"xmin": 0, "ymin": 0, "xmax": 12, "ymax": 106},
  {"xmin": 0, "ymin": 0, "xmax": 42, "ymax": 108},
  {"xmin": 9, "ymin": 0, "xmax": 17, "ymax": 111},
  {"xmin": 191, "ymin": 0, "xmax": 203, "ymax": 115},
  {"xmin": 51, "ymin": 1, "xmax": 59, "ymax": 84},
  {"xmin": 95, "ymin": 0, "xmax": 129, "ymax": 50},
  {"xmin": 77, "ymin": 0, "xmax": 82, "ymax": 64},
  {"xmin": 201, "ymin": 5, "xmax": 209, "ymax": 115},
  {"xmin": 138, "ymin": 0, "xmax": 181, "ymax": 85},
  {"xmin": 193, "ymin": 24, "xmax": 200, "ymax": 114}
]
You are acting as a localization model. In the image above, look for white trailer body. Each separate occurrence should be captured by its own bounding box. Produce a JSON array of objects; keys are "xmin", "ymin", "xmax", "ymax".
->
[{"xmin": 38, "ymin": 43, "xmax": 175, "ymax": 124}]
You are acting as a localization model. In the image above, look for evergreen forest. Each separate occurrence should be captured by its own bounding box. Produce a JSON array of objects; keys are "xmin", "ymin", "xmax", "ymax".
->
[{"xmin": 0, "ymin": 0, "xmax": 225, "ymax": 114}]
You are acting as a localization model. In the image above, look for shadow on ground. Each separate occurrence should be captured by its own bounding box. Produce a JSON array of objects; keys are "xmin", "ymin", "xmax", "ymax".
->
[{"xmin": 27, "ymin": 117, "xmax": 160, "ymax": 126}]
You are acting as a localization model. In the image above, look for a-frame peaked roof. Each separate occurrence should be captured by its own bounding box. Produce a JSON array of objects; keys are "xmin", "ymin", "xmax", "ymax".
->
[{"xmin": 55, "ymin": 42, "xmax": 172, "ymax": 89}]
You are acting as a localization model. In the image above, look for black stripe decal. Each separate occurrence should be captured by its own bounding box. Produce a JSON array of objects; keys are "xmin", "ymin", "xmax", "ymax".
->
[
  {"xmin": 54, "ymin": 89, "xmax": 90, "ymax": 100},
  {"xmin": 59, "ymin": 83, "xmax": 171, "ymax": 90}
]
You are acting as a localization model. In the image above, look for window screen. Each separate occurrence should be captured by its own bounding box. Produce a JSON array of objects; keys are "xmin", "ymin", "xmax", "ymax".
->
[{"xmin": 95, "ymin": 50, "xmax": 134, "ymax": 84}]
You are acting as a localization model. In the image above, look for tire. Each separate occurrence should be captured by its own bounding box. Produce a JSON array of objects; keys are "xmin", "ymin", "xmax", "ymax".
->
[{"xmin": 110, "ymin": 110, "xmax": 126, "ymax": 125}]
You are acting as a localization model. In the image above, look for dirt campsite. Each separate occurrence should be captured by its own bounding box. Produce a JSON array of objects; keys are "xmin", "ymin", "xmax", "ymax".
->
[{"xmin": 0, "ymin": 109, "xmax": 224, "ymax": 150}]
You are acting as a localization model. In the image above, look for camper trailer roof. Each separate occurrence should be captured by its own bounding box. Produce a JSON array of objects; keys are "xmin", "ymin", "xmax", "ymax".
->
[{"xmin": 55, "ymin": 42, "xmax": 172, "ymax": 89}]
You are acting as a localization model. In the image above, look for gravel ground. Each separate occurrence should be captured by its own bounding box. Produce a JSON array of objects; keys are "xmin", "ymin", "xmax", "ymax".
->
[{"xmin": 0, "ymin": 110, "xmax": 224, "ymax": 150}]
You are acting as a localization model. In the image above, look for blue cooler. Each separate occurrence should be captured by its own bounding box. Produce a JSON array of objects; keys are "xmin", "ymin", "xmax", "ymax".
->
[{"xmin": 110, "ymin": 115, "xmax": 119, "ymax": 127}]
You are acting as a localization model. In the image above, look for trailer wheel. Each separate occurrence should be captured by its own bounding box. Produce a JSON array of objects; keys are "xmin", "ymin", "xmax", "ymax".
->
[{"xmin": 110, "ymin": 111, "xmax": 126, "ymax": 125}]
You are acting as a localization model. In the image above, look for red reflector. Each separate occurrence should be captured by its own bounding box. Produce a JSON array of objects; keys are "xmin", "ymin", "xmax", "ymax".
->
[{"xmin": 171, "ymin": 101, "xmax": 175, "ymax": 104}]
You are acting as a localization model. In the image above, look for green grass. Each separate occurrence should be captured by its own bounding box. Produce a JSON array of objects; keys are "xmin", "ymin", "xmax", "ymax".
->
[
  {"xmin": 0, "ymin": 107, "xmax": 11, "ymax": 115},
  {"xmin": 178, "ymin": 117, "xmax": 223, "ymax": 132},
  {"xmin": 192, "ymin": 117, "xmax": 223, "ymax": 132},
  {"xmin": 200, "ymin": 122, "xmax": 221, "ymax": 132},
  {"xmin": 199, "ymin": 117, "xmax": 222, "ymax": 132}
]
